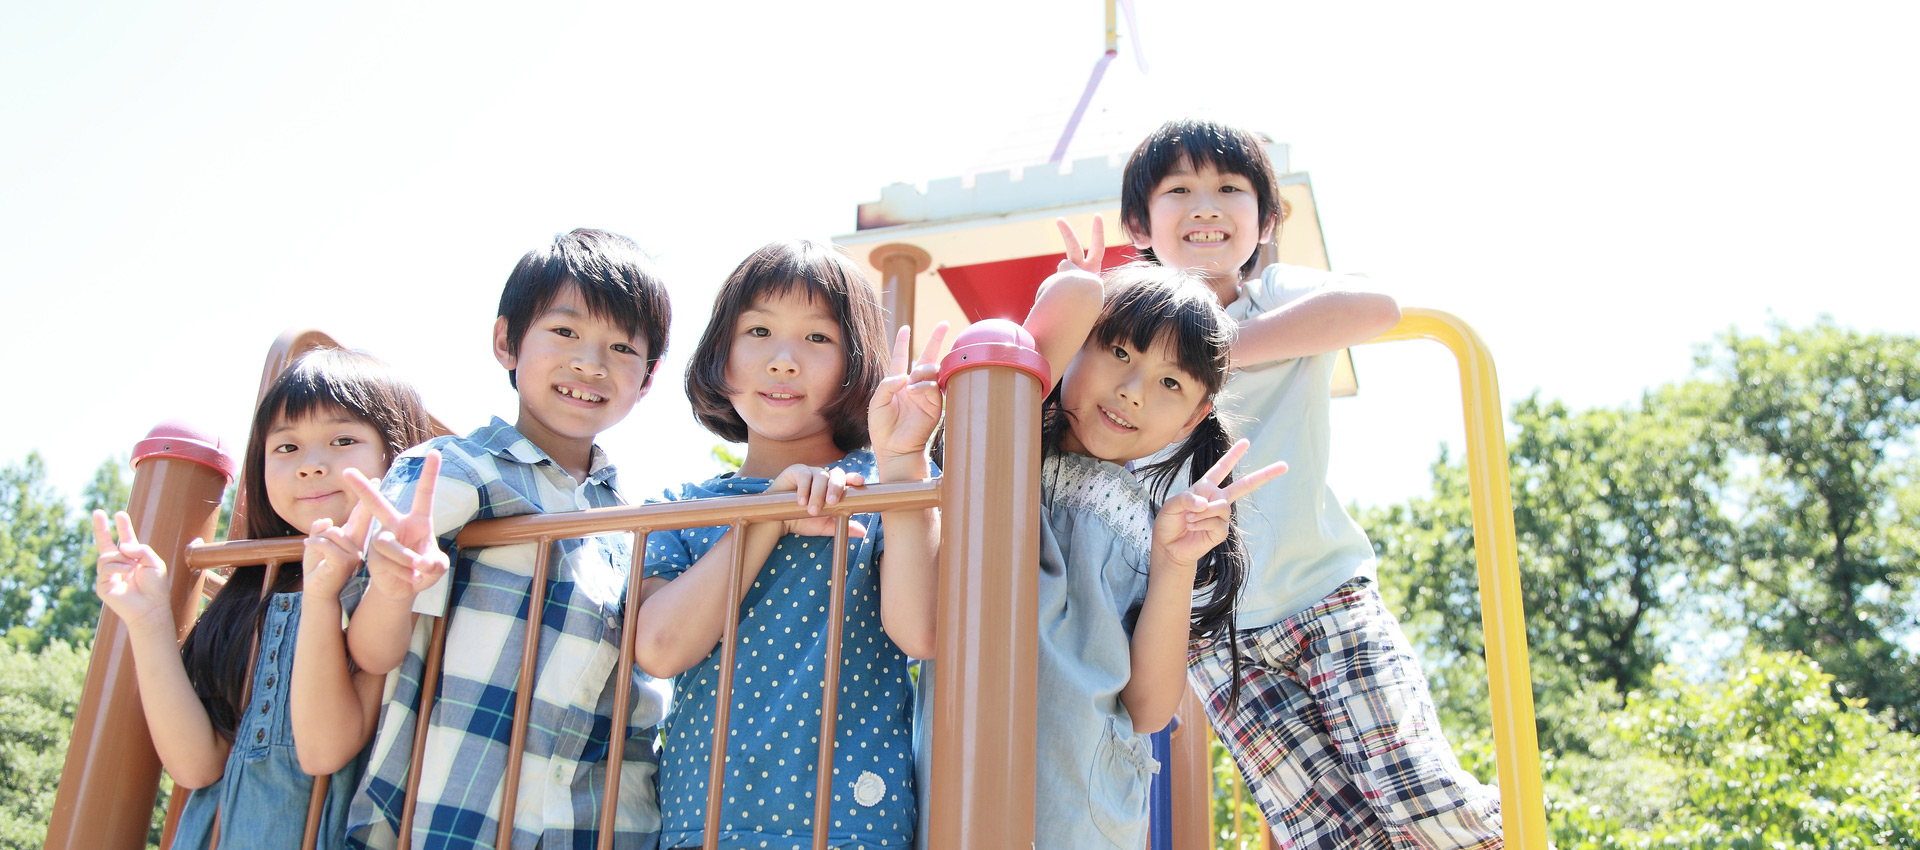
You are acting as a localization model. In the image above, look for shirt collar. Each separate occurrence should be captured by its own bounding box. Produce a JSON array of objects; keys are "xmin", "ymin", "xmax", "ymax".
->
[{"xmin": 473, "ymin": 417, "xmax": 621, "ymax": 488}]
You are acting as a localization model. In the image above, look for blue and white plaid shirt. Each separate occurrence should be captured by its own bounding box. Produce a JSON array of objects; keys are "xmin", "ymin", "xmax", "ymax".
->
[{"xmin": 342, "ymin": 418, "xmax": 668, "ymax": 850}]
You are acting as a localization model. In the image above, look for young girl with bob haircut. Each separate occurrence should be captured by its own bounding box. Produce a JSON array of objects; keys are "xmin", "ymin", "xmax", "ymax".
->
[
  {"xmin": 92, "ymin": 348, "xmax": 436, "ymax": 850},
  {"xmin": 926, "ymin": 254, "xmax": 1284, "ymax": 850},
  {"xmin": 636, "ymin": 238, "xmax": 945, "ymax": 850}
]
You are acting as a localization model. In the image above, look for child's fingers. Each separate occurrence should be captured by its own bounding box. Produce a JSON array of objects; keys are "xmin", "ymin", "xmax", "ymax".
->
[
  {"xmin": 343, "ymin": 468, "xmax": 406, "ymax": 529},
  {"xmin": 846, "ymin": 518, "xmax": 867, "ymax": 539},
  {"xmin": 91, "ymin": 510, "xmax": 117, "ymax": 555},
  {"xmin": 113, "ymin": 511, "xmax": 143, "ymax": 553},
  {"xmin": 341, "ymin": 498, "xmax": 373, "ymax": 544},
  {"xmin": 1221, "ymin": 460, "xmax": 1289, "ymax": 503},
  {"xmin": 869, "ymin": 374, "xmax": 909, "ymax": 410},
  {"xmin": 409, "ymin": 451, "xmax": 443, "ymax": 525},
  {"xmin": 889, "ymin": 324, "xmax": 913, "ymax": 378},
  {"xmin": 1086, "ymin": 213, "xmax": 1105, "ymax": 266},
  {"xmin": 913, "ymin": 322, "xmax": 950, "ymax": 370},
  {"xmin": 825, "ymin": 466, "xmax": 847, "ymax": 507},
  {"xmin": 1197, "ymin": 439, "xmax": 1252, "ymax": 488},
  {"xmin": 1056, "ymin": 218, "xmax": 1084, "ymax": 263},
  {"xmin": 408, "ymin": 551, "xmax": 449, "ymax": 590},
  {"xmin": 125, "ymin": 543, "xmax": 167, "ymax": 577}
]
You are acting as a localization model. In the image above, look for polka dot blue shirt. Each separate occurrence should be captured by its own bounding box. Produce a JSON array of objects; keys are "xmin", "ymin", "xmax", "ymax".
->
[{"xmin": 644, "ymin": 450, "xmax": 916, "ymax": 850}]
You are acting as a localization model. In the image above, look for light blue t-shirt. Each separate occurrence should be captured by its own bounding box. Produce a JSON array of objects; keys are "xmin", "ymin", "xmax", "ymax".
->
[
  {"xmin": 644, "ymin": 449, "xmax": 916, "ymax": 850},
  {"xmin": 172, "ymin": 591, "xmax": 363, "ymax": 850},
  {"xmin": 1222, "ymin": 263, "xmax": 1378, "ymax": 630}
]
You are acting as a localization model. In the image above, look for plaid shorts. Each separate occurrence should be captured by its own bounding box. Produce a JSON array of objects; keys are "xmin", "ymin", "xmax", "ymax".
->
[{"xmin": 1187, "ymin": 578, "xmax": 1502, "ymax": 850}]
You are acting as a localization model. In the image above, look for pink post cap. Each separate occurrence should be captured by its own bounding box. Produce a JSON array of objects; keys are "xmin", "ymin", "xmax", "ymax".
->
[
  {"xmin": 133, "ymin": 420, "xmax": 237, "ymax": 482},
  {"xmin": 937, "ymin": 319, "xmax": 1051, "ymax": 391}
]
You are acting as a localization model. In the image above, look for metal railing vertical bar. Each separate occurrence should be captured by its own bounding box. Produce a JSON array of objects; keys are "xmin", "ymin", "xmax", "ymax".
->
[
  {"xmin": 809, "ymin": 515, "xmax": 854, "ymax": 850},
  {"xmin": 702, "ymin": 521, "xmax": 749, "ymax": 850},
  {"xmin": 397, "ymin": 612, "xmax": 451, "ymax": 850},
  {"xmin": 497, "ymin": 536, "xmax": 555, "ymax": 850},
  {"xmin": 303, "ymin": 776, "xmax": 329, "ymax": 850},
  {"xmin": 596, "ymin": 524, "xmax": 652, "ymax": 850}
]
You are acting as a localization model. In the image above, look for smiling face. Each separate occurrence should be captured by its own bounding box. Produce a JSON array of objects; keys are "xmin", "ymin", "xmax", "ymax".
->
[
  {"xmin": 724, "ymin": 286, "xmax": 849, "ymax": 472},
  {"xmin": 1056, "ymin": 333, "xmax": 1214, "ymax": 465},
  {"xmin": 494, "ymin": 281, "xmax": 653, "ymax": 472},
  {"xmin": 262, "ymin": 407, "xmax": 390, "ymax": 533},
  {"xmin": 1130, "ymin": 157, "xmax": 1275, "ymax": 296}
]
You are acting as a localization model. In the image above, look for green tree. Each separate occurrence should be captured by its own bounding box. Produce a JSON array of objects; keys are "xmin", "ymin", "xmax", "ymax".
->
[
  {"xmin": 0, "ymin": 640, "xmax": 90, "ymax": 848},
  {"xmin": 0, "ymin": 454, "xmax": 87, "ymax": 650},
  {"xmin": 1364, "ymin": 388, "xmax": 1733, "ymax": 755},
  {"xmin": 35, "ymin": 459, "xmax": 131, "ymax": 650},
  {"xmin": 1548, "ymin": 649, "xmax": 1920, "ymax": 848},
  {"xmin": 0, "ymin": 455, "xmax": 130, "ymax": 651},
  {"xmin": 1704, "ymin": 318, "xmax": 1920, "ymax": 729}
]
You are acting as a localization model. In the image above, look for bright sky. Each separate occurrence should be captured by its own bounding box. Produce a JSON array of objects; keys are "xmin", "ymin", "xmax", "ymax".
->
[{"xmin": 5, "ymin": 1, "xmax": 1918, "ymax": 512}]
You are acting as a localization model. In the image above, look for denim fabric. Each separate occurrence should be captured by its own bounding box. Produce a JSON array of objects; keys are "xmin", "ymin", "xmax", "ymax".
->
[
  {"xmin": 172, "ymin": 591, "xmax": 363, "ymax": 850},
  {"xmin": 914, "ymin": 452, "xmax": 1159, "ymax": 850}
]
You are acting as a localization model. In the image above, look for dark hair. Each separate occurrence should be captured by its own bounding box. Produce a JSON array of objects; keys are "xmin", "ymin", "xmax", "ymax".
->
[
  {"xmin": 685, "ymin": 239, "xmax": 889, "ymax": 453},
  {"xmin": 180, "ymin": 348, "xmax": 437, "ymax": 739},
  {"xmin": 1042, "ymin": 264, "xmax": 1249, "ymax": 691},
  {"xmin": 1121, "ymin": 119, "xmax": 1284, "ymax": 279},
  {"xmin": 497, "ymin": 228, "xmax": 672, "ymax": 389}
]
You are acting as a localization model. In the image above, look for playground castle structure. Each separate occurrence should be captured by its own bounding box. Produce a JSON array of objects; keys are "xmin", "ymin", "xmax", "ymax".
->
[{"xmin": 44, "ymin": 141, "xmax": 1548, "ymax": 850}]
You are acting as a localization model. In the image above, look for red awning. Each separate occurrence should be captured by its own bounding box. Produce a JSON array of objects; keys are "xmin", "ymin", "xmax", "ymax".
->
[{"xmin": 935, "ymin": 249, "xmax": 1143, "ymax": 323}]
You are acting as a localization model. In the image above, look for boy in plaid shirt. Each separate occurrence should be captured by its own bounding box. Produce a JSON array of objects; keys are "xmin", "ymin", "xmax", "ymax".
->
[
  {"xmin": 1118, "ymin": 120, "xmax": 1503, "ymax": 848},
  {"xmin": 341, "ymin": 228, "xmax": 673, "ymax": 849}
]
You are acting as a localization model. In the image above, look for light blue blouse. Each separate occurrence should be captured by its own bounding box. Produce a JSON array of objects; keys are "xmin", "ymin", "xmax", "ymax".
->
[
  {"xmin": 172, "ymin": 591, "xmax": 363, "ymax": 850},
  {"xmin": 913, "ymin": 451, "xmax": 1160, "ymax": 850}
]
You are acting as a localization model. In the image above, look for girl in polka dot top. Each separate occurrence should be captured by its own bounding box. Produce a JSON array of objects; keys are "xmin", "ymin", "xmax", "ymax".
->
[{"xmin": 635, "ymin": 239, "xmax": 946, "ymax": 850}]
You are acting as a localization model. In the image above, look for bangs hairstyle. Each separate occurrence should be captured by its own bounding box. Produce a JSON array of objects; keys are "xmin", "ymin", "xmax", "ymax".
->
[
  {"xmin": 183, "ymin": 347, "xmax": 436, "ymax": 739},
  {"xmin": 1121, "ymin": 119, "xmax": 1284, "ymax": 279},
  {"xmin": 497, "ymin": 228, "xmax": 672, "ymax": 389},
  {"xmin": 1042, "ymin": 263, "xmax": 1250, "ymax": 691},
  {"xmin": 685, "ymin": 239, "xmax": 888, "ymax": 452}
]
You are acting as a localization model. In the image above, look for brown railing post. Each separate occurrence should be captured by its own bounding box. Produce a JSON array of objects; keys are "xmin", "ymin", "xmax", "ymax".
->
[
  {"xmin": 868, "ymin": 243, "xmax": 930, "ymax": 342},
  {"xmin": 45, "ymin": 422, "xmax": 235, "ymax": 850},
  {"xmin": 1166, "ymin": 686, "xmax": 1214, "ymax": 849},
  {"xmin": 928, "ymin": 320, "xmax": 1049, "ymax": 850}
]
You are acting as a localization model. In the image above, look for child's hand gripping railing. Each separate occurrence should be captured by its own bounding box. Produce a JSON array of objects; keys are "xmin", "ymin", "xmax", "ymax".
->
[
  {"xmin": 1163, "ymin": 307, "xmax": 1548, "ymax": 850},
  {"xmin": 44, "ymin": 321, "xmax": 1054, "ymax": 850}
]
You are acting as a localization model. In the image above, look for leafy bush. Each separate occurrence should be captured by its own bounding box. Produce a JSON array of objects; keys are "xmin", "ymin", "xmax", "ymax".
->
[{"xmin": 1548, "ymin": 649, "xmax": 1920, "ymax": 848}]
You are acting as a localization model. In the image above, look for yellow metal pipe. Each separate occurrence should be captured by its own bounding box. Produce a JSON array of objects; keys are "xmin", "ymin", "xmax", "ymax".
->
[{"xmin": 1363, "ymin": 307, "xmax": 1546, "ymax": 848}]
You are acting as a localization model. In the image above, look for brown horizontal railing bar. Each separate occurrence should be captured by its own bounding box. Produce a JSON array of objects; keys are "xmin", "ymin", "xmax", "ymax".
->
[
  {"xmin": 176, "ymin": 481, "xmax": 940, "ymax": 849},
  {"xmin": 453, "ymin": 481, "xmax": 940, "ymax": 547},
  {"xmin": 181, "ymin": 481, "xmax": 938, "ymax": 574},
  {"xmin": 186, "ymin": 538, "xmax": 306, "ymax": 572}
]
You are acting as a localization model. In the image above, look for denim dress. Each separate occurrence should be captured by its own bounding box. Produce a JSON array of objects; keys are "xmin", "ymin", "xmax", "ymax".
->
[
  {"xmin": 172, "ymin": 591, "xmax": 363, "ymax": 850},
  {"xmin": 912, "ymin": 452, "xmax": 1160, "ymax": 850}
]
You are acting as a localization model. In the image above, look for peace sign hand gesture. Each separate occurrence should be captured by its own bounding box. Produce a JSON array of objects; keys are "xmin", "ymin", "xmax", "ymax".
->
[
  {"xmin": 342, "ymin": 450, "xmax": 449, "ymax": 603},
  {"xmin": 869, "ymin": 322, "xmax": 950, "ymax": 464},
  {"xmin": 92, "ymin": 509, "xmax": 177, "ymax": 632},
  {"xmin": 1058, "ymin": 214, "xmax": 1107, "ymax": 276},
  {"xmin": 1152, "ymin": 440, "xmax": 1289, "ymax": 570},
  {"xmin": 302, "ymin": 498, "xmax": 374, "ymax": 600}
]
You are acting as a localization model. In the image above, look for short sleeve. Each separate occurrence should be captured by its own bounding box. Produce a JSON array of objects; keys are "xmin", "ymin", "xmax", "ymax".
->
[{"xmin": 644, "ymin": 527, "xmax": 695, "ymax": 582}]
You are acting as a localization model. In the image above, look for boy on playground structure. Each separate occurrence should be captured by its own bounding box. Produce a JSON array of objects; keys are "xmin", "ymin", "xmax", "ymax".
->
[
  {"xmin": 339, "ymin": 228, "xmax": 674, "ymax": 850},
  {"xmin": 1115, "ymin": 119, "xmax": 1504, "ymax": 848}
]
